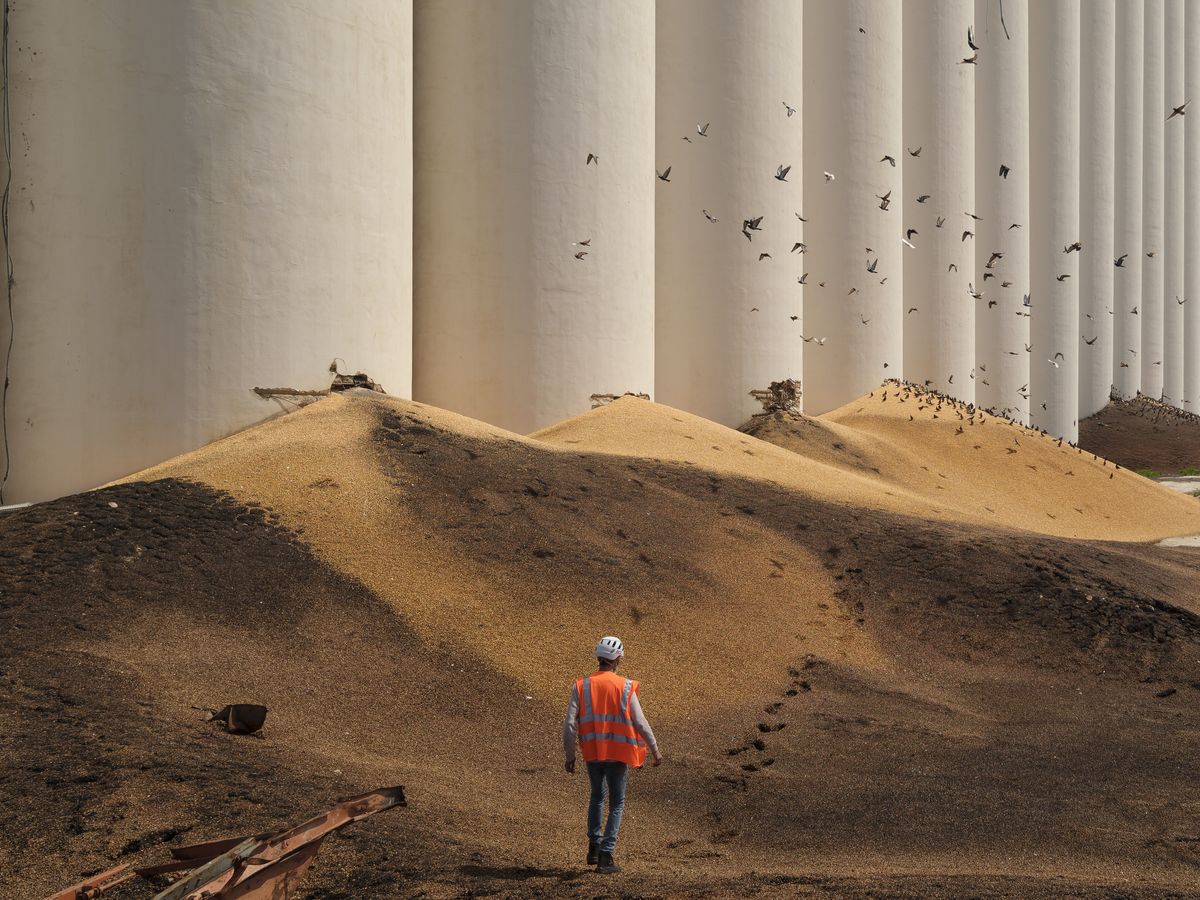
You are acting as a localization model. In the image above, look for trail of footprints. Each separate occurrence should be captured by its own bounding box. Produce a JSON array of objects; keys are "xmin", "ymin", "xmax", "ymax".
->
[{"xmin": 719, "ymin": 659, "xmax": 816, "ymax": 784}]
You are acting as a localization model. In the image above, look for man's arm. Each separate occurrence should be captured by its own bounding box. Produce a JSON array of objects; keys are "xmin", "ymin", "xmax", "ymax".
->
[
  {"xmin": 629, "ymin": 692, "xmax": 662, "ymax": 764},
  {"xmin": 562, "ymin": 683, "xmax": 579, "ymax": 772}
]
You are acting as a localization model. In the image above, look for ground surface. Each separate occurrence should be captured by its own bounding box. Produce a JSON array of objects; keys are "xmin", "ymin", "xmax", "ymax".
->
[
  {"xmin": 4, "ymin": 388, "xmax": 1200, "ymax": 898},
  {"xmin": 1079, "ymin": 395, "xmax": 1200, "ymax": 475}
]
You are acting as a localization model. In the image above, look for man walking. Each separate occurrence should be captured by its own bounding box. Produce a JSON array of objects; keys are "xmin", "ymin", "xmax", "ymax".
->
[{"xmin": 563, "ymin": 635, "xmax": 662, "ymax": 874}]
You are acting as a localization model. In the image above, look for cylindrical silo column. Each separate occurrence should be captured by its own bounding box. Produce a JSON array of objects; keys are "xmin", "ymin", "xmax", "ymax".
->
[
  {"xmin": 1186, "ymin": 2, "xmax": 1200, "ymax": 410},
  {"xmin": 1142, "ymin": 0, "xmax": 1166, "ymax": 398},
  {"xmin": 1029, "ymin": 0, "xmax": 1080, "ymax": 441},
  {"xmin": 1113, "ymin": 0, "xmax": 1144, "ymax": 399},
  {"xmin": 1078, "ymin": 1, "xmax": 1116, "ymax": 419},
  {"xmin": 413, "ymin": 1, "xmax": 655, "ymax": 434},
  {"xmin": 902, "ymin": 0, "xmax": 974, "ymax": 403},
  {"xmin": 974, "ymin": 0, "xmax": 1030, "ymax": 422},
  {"xmin": 1162, "ymin": 0, "xmax": 1186, "ymax": 407},
  {"xmin": 1, "ymin": 1, "xmax": 413, "ymax": 504},
  {"xmin": 655, "ymin": 1, "xmax": 803, "ymax": 426},
  {"xmin": 803, "ymin": 0, "xmax": 903, "ymax": 415}
]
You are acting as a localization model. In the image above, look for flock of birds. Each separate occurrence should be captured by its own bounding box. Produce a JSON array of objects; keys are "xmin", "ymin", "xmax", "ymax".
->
[{"xmin": 574, "ymin": 22, "xmax": 1190, "ymax": 427}]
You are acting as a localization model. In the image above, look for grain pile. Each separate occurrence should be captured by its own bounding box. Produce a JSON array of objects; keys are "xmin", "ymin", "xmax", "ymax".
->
[
  {"xmin": 1079, "ymin": 394, "xmax": 1200, "ymax": 475},
  {"xmin": 5, "ymin": 388, "xmax": 1200, "ymax": 897}
]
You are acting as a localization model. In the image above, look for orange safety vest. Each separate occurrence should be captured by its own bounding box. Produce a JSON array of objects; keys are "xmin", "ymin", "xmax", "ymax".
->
[{"xmin": 576, "ymin": 671, "xmax": 648, "ymax": 768}]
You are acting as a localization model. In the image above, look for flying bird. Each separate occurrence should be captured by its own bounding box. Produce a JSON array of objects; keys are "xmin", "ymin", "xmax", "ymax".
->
[
  {"xmin": 758, "ymin": 252, "xmax": 771, "ymax": 261},
  {"xmin": 961, "ymin": 53, "xmax": 978, "ymax": 65},
  {"xmin": 572, "ymin": 238, "xmax": 591, "ymax": 246},
  {"xmin": 574, "ymin": 251, "xmax": 588, "ymax": 260},
  {"xmin": 999, "ymin": 164, "xmax": 1010, "ymax": 179},
  {"xmin": 1147, "ymin": 250, "xmax": 1158, "ymax": 258},
  {"xmin": 1179, "ymin": 296, "xmax": 1188, "ymax": 305},
  {"xmin": 985, "ymin": 251, "xmax": 1003, "ymax": 268},
  {"xmin": 697, "ymin": 122, "xmax": 710, "ymax": 137},
  {"xmin": 798, "ymin": 272, "xmax": 808, "ymax": 284},
  {"xmin": 783, "ymin": 101, "xmax": 796, "ymax": 117},
  {"xmin": 916, "ymin": 194, "xmax": 931, "ymax": 203},
  {"xmin": 586, "ymin": 153, "xmax": 598, "ymax": 166},
  {"xmin": 906, "ymin": 228, "xmax": 919, "ymax": 240},
  {"xmin": 1167, "ymin": 99, "xmax": 1191, "ymax": 121},
  {"xmin": 968, "ymin": 25, "xmax": 979, "ymax": 50},
  {"xmin": 949, "ymin": 263, "xmax": 959, "ymax": 273},
  {"xmin": 703, "ymin": 209, "xmax": 718, "ymax": 223},
  {"xmin": 1008, "ymin": 222, "xmax": 1021, "ymax": 230},
  {"xmin": 775, "ymin": 164, "xmax": 792, "ymax": 182},
  {"xmin": 881, "ymin": 154, "xmax": 896, "ymax": 167},
  {"xmin": 1063, "ymin": 241, "xmax": 1082, "ymax": 253},
  {"xmin": 791, "ymin": 241, "xmax": 807, "ymax": 253},
  {"xmin": 908, "ymin": 306, "xmax": 919, "ymax": 314},
  {"xmin": 657, "ymin": 166, "xmax": 672, "ymax": 182},
  {"xmin": 1056, "ymin": 273, "xmax": 1070, "ymax": 281},
  {"xmin": 795, "ymin": 212, "xmax": 807, "ymax": 222},
  {"xmin": 908, "ymin": 146, "xmax": 922, "ymax": 157},
  {"xmin": 860, "ymin": 314, "xmax": 870, "ymax": 325},
  {"xmin": 824, "ymin": 171, "xmax": 836, "ymax": 182},
  {"xmin": 962, "ymin": 230, "xmax": 974, "ymax": 242},
  {"xmin": 965, "ymin": 212, "xmax": 982, "ymax": 220},
  {"xmin": 1084, "ymin": 335, "xmax": 1098, "ymax": 345},
  {"xmin": 1114, "ymin": 254, "xmax": 1127, "ymax": 267},
  {"xmin": 867, "ymin": 258, "xmax": 878, "ymax": 273},
  {"xmin": 936, "ymin": 216, "xmax": 946, "ymax": 228}
]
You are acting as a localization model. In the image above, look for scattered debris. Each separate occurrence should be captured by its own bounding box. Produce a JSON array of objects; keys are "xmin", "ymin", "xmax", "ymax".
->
[
  {"xmin": 749, "ymin": 379, "xmax": 803, "ymax": 417},
  {"xmin": 205, "ymin": 704, "xmax": 269, "ymax": 735},
  {"xmin": 45, "ymin": 787, "xmax": 406, "ymax": 900},
  {"xmin": 46, "ymin": 864, "xmax": 135, "ymax": 899},
  {"xmin": 589, "ymin": 392, "xmax": 651, "ymax": 408}
]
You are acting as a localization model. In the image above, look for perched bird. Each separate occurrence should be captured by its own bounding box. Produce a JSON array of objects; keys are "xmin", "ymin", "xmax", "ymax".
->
[
  {"xmin": 999, "ymin": 164, "xmax": 1010, "ymax": 179},
  {"xmin": 697, "ymin": 122, "xmax": 710, "ymax": 137},
  {"xmin": 703, "ymin": 209, "xmax": 719, "ymax": 223},
  {"xmin": 775, "ymin": 164, "xmax": 792, "ymax": 182},
  {"xmin": 1167, "ymin": 99, "xmax": 1191, "ymax": 121},
  {"xmin": 1114, "ymin": 254, "xmax": 1127, "ymax": 267},
  {"xmin": 908, "ymin": 146, "xmax": 922, "ymax": 157},
  {"xmin": 1063, "ymin": 241, "xmax": 1082, "ymax": 253},
  {"xmin": 657, "ymin": 166, "xmax": 672, "ymax": 182},
  {"xmin": 586, "ymin": 153, "xmax": 599, "ymax": 166},
  {"xmin": 881, "ymin": 154, "xmax": 897, "ymax": 167},
  {"xmin": 783, "ymin": 101, "xmax": 796, "ymax": 117}
]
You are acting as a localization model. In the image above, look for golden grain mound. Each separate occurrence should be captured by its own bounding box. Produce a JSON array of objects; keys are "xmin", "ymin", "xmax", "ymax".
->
[{"xmin": 537, "ymin": 385, "xmax": 1200, "ymax": 542}]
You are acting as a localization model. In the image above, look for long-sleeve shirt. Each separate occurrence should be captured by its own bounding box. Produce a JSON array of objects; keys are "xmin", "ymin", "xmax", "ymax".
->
[{"xmin": 562, "ymin": 679, "xmax": 658, "ymax": 764}]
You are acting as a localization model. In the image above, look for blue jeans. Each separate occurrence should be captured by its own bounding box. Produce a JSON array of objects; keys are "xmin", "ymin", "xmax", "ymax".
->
[{"xmin": 586, "ymin": 760, "xmax": 628, "ymax": 854}]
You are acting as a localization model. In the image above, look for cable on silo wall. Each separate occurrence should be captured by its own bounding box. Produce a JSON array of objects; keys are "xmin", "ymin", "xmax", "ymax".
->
[{"xmin": 1, "ymin": 0, "xmax": 13, "ymax": 503}]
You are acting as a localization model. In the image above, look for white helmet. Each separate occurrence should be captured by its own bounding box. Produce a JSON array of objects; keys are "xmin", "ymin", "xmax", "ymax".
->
[{"xmin": 595, "ymin": 636, "xmax": 624, "ymax": 660}]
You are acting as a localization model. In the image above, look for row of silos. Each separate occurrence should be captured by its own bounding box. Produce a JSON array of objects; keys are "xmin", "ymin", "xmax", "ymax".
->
[{"xmin": 2, "ymin": 0, "xmax": 1198, "ymax": 503}]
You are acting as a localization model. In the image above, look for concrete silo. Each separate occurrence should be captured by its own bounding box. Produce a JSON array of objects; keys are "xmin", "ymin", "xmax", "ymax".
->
[
  {"xmin": 654, "ymin": 0, "xmax": 804, "ymax": 426},
  {"xmin": 0, "ymin": 0, "xmax": 413, "ymax": 504},
  {"xmin": 974, "ymin": 0, "xmax": 1030, "ymax": 422},
  {"xmin": 1162, "ymin": 0, "xmax": 1185, "ymax": 407},
  {"xmin": 1186, "ymin": 2, "xmax": 1200, "ymax": 410},
  {"xmin": 412, "ymin": 0, "xmax": 655, "ymax": 435},
  {"xmin": 902, "ymin": 0, "xmax": 975, "ymax": 403},
  {"xmin": 1141, "ymin": 0, "xmax": 1165, "ymax": 399},
  {"xmin": 1028, "ymin": 0, "xmax": 1080, "ymax": 442},
  {"xmin": 1078, "ymin": 0, "xmax": 1116, "ymax": 420},
  {"xmin": 802, "ymin": 0, "xmax": 904, "ymax": 415},
  {"xmin": 1113, "ymin": 0, "xmax": 1143, "ymax": 400}
]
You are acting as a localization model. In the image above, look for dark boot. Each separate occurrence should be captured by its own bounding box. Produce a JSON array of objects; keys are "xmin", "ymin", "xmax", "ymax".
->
[
  {"xmin": 596, "ymin": 850, "xmax": 621, "ymax": 874},
  {"xmin": 586, "ymin": 842, "xmax": 600, "ymax": 865}
]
